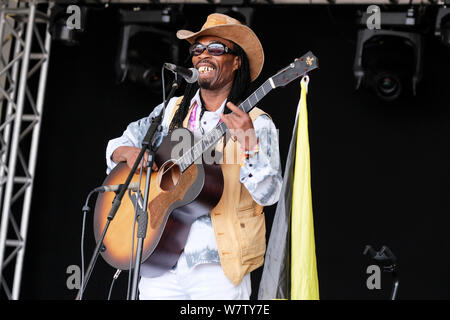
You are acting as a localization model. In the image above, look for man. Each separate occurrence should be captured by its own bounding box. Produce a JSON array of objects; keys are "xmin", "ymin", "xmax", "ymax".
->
[{"xmin": 106, "ymin": 13, "xmax": 282, "ymax": 299}]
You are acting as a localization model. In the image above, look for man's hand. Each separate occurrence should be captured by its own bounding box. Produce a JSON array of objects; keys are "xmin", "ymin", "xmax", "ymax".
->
[
  {"xmin": 112, "ymin": 146, "xmax": 158, "ymax": 173},
  {"xmin": 220, "ymin": 102, "xmax": 258, "ymax": 151}
]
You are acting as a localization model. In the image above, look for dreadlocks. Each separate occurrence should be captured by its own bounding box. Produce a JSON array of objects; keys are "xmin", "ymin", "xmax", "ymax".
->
[{"xmin": 168, "ymin": 43, "xmax": 251, "ymax": 131}]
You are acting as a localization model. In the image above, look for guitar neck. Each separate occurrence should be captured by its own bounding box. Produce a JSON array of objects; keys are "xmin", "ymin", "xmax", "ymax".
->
[
  {"xmin": 177, "ymin": 79, "xmax": 274, "ymax": 172},
  {"xmin": 238, "ymin": 78, "xmax": 275, "ymax": 113}
]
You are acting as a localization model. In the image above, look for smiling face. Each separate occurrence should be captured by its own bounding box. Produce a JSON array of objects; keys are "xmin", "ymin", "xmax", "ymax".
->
[{"xmin": 191, "ymin": 36, "xmax": 241, "ymax": 92}]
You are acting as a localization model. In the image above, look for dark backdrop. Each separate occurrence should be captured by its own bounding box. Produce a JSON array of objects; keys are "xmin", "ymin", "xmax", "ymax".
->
[{"xmin": 18, "ymin": 4, "xmax": 450, "ymax": 300}]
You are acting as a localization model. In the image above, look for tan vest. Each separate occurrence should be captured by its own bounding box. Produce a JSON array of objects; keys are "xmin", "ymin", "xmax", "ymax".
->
[{"xmin": 169, "ymin": 96, "xmax": 269, "ymax": 285}]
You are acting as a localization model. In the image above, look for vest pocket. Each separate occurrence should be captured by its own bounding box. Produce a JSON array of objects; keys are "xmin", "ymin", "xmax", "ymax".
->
[
  {"xmin": 237, "ymin": 200, "xmax": 263, "ymax": 218},
  {"xmin": 238, "ymin": 212, "xmax": 266, "ymax": 265}
]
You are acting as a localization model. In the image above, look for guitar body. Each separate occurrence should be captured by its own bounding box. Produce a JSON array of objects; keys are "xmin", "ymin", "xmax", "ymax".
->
[{"xmin": 93, "ymin": 128, "xmax": 224, "ymax": 274}]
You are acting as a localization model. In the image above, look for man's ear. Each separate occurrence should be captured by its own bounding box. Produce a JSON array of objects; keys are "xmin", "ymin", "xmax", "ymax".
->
[{"xmin": 233, "ymin": 55, "xmax": 241, "ymax": 71}]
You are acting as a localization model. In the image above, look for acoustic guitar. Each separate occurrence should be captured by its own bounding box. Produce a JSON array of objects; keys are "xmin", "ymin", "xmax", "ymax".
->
[{"xmin": 93, "ymin": 52, "xmax": 318, "ymax": 275}]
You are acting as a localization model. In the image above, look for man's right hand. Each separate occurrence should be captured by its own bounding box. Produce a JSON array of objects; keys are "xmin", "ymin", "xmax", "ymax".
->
[{"xmin": 112, "ymin": 146, "xmax": 158, "ymax": 173}]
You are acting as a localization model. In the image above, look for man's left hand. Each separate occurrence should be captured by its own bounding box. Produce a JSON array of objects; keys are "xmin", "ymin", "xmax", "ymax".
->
[{"xmin": 220, "ymin": 102, "xmax": 257, "ymax": 151}]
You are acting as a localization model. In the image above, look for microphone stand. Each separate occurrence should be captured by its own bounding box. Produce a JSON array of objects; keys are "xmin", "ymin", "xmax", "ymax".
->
[
  {"xmin": 76, "ymin": 77, "xmax": 180, "ymax": 300},
  {"xmin": 129, "ymin": 77, "xmax": 180, "ymax": 300}
]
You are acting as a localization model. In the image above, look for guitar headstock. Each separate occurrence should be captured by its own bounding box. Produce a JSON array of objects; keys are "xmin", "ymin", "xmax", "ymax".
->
[{"xmin": 270, "ymin": 51, "xmax": 318, "ymax": 88}]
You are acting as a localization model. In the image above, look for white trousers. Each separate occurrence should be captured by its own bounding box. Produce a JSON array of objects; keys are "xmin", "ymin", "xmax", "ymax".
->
[{"xmin": 138, "ymin": 263, "xmax": 251, "ymax": 300}]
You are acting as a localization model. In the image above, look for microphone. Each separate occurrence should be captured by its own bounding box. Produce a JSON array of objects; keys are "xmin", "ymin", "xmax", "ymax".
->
[
  {"xmin": 96, "ymin": 182, "xmax": 140, "ymax": 193},
  {"xmin": 164, "ymin": 63, "xmax": 199, "ymax": 83}
]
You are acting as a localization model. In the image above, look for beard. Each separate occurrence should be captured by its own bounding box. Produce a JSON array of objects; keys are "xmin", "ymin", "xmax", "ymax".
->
[{"xmin": 198, "ymin": 79, "xmax": 211, "ymax": 90}]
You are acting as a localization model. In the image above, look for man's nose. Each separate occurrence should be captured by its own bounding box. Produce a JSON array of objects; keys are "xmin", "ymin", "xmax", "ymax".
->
[
  {"xmin": 193, "ymin": 54, "xmax": 212, "ymax": 68},
  {"xmin": 196, "ymin": 46, "xmax": 212, "ymax": 59}
]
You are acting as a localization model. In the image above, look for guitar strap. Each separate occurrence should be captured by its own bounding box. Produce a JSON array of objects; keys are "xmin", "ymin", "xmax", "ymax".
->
[
  {"xmin": 167, "ymin": 96, "xmax": 206, "ymax": 130},
  {"xmin": 168, "ymin": 96, "xmax": 185, "ymax": 127}
]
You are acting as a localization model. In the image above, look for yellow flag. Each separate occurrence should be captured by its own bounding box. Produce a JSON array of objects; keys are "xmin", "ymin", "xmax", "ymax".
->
[{"xmin": 291, "ymin": 77, "xmax": 320, "ymax": 300}]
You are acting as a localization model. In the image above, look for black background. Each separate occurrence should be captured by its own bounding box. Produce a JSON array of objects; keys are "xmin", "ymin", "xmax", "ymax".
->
[{"xmin": 12, "ymin": 4, "xmax": 450, "ymax": 300}]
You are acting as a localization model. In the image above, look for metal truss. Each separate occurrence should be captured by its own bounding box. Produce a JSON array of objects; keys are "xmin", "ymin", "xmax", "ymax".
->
[{"xmin": 0, "ymin": 0, "xmax": 52, "ymax": 300}]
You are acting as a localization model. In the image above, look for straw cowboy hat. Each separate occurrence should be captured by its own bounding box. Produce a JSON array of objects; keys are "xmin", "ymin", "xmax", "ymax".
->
[{"xmin": 176, "ymin": 13, "xmax": 264, "ymax": 82}]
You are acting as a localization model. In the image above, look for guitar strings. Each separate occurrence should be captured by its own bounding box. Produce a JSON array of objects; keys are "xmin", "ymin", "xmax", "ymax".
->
[
  {"xmin": 159, "ymin": 112, "xmax": 236, "ymax": 176},
  {"xmin": 160, "ymin": 126, "xmax": 220, "ymax": 176}
]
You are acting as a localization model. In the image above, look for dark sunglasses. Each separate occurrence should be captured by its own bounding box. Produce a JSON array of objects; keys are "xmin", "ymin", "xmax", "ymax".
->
[{"xmin": 189, "ymin": 42, "xmax": 236, "ymax": 56}]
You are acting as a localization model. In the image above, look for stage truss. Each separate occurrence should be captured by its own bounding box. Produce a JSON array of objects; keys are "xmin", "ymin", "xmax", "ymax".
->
[{"xmin": 0, "ymin": 0, "xmax": 52, "ymax": 300}]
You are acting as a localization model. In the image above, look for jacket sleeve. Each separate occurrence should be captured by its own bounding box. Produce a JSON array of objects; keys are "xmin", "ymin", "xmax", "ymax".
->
[
  {"xmin": 239, "ymin": 115, "xmax": 282, "ymax": 206},
  {"xmin": 105, "ymin": 103, "xmax": 165, "ymax": 174}
]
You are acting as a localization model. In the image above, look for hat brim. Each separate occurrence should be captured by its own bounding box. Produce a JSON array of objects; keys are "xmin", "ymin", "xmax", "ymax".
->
[{"xmin": 177, "ymin": 24, "xmax": 264, "ymax": 82}]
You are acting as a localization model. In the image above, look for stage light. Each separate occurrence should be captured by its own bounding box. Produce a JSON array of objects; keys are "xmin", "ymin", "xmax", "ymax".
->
[
  {"xmin": 353, "ymin": 8, "xmax": 423, "ymax": 101},
  {"xmin": 435, "ymin": 1, "xmax": 450, "ymax": 47},
  {"xmin": 125, "ymin": 60, "xmax": 161, "ymax": 91},
  {"xmin": 375, "ymin": 72, "xmax": 402, "ymax": 101},
  {"xmin": 115, "ymin": 7, "xmax": 184, "ymax": 93}
]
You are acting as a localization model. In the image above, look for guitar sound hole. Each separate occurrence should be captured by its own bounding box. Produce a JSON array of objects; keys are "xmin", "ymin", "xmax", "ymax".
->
[{"xmin": 159, "ymin": 161, "xmax": 181, "ymax": 192}]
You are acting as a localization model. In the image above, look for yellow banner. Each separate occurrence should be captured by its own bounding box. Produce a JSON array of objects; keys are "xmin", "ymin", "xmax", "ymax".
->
[{"xmin": 291, "ymin": 77, "xmax": 320, "ymax": 300}]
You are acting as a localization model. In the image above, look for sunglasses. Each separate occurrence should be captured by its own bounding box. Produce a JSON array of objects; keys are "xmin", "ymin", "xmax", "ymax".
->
[{"xmin": 189, "ymin": 42, "xmax": 236, "ymax": 56}]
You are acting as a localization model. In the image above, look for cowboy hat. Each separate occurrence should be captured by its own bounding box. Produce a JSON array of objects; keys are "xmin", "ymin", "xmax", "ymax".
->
[{"xmin": 176, "ymin": 13, "xmax": 264, "ymax": 82}]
